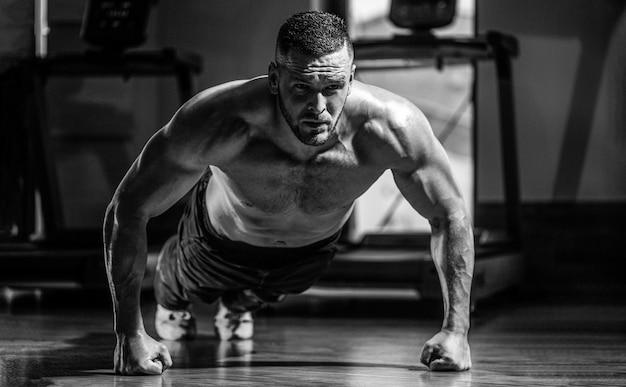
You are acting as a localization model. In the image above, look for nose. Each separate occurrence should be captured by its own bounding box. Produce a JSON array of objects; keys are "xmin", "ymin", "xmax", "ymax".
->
[{"xmin": 307, "ymin": 92, "xmax": 326, "ymax": 115}]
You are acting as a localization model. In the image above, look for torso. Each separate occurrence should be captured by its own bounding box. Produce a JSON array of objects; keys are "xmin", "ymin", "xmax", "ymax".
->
[{"xmin": 196, "ymin": 77, "xmax": 408, "ymax": 247}]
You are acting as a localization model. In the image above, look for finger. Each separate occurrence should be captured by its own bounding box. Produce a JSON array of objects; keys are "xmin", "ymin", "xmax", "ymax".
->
[
  {"xmin": 114, "ymin": 357, "xmax": 122, "ymax": 375},
  {"xmin": 420, "ymin": 345, "xmax": 434, "ymax": 366},
  {"xmin": 158, "ymin": 348, "xmax": 173, "ymax": 371},
  {"xmin": 140, "ymin": 359, "xmax": 164, "ymax": 375},
  {"xmin": 114, "ymin": 345, "xmax": 123, "ymax": 374}
]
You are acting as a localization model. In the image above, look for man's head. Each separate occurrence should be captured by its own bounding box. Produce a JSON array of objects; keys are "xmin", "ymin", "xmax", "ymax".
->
[
  {"xmin": 269, "ymin": 11, "xmax": 356, "ymax": 147},
  {"xmin": 274, "ymin": 10, "xmax": 354, "ymax": 64}
]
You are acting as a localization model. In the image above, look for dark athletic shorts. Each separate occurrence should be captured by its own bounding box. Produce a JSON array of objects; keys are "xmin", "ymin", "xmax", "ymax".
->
[{"xmin": 154, "ymin": 173, "xmax": 341, "ymax": 310}]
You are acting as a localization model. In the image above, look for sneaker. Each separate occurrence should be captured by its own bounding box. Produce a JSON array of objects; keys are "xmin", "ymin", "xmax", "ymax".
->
[
  {"xmin": 155, "ymin": 304, "xmax": 197, "ymax": 341},
  {"xmin": 214, "ymin": 299, "xmax": 254, "ymax": 341}
]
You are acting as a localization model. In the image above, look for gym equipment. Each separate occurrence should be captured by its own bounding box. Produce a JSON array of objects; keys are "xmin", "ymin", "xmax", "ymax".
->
[
  {"xmin": 310, "ymin": 3, "xmax": 524, "ymax": 304},
  {"xmin": 0, "ymin": 2, "xmax": 201, "ymax": 289}
]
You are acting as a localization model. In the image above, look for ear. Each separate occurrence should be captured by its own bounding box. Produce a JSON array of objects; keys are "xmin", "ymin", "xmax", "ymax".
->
[
  {"xmin": 268, "ymin": 62, "xmax": 279, "ymax": 95},
  {"xmin": 347, "ymin": 63, "xmax": 356, "ymax": 95}
]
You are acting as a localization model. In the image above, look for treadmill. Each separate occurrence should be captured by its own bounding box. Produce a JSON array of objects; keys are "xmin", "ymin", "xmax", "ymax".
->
[
  {"xmin": 0, "ymin": 1, "xmax": 201, "ymax": 290},
  {"xmin": 310, "ymin": 1, "xmax": 524, "ymax": 304}
]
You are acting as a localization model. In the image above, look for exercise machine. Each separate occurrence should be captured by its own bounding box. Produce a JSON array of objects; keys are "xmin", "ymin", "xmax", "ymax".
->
[{"xmin": 311, "ymin": 0, "xmax": 524, "ymax": 303}]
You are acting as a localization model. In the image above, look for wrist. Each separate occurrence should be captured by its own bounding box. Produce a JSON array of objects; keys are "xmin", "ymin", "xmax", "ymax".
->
[
  {"xmin": 114, "ymin": 315, "xmax": 146, "ymax": 337},
  {"xmin": 442, "ymin": 314, "xmax": 470, "ymax": 335},
  {"xmin": 112, "ymin": 299, "xmax": 145, "ymax": 337},
  {"xmin": 115, "ymin": 327, "xmax": 146, "ymax": 339},
  {"xmin": 441, "ymin": 326, "xmax": 469, "ymax": 336}
]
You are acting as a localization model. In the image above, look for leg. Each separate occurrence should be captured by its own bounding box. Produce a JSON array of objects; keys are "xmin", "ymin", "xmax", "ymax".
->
[
  {"xmin": 220, "ymin": 289, "xmax": 278, "ymax": 312},
  {"xmin": 156, "ymin": 172, "xmax": 261, "ymax": 341},
  {"xmin": 213, "ymin": 243, "xmax": 337, "ymax": 341},
  {"xmin": 154, "ymin": 237, "xmax": 272, "ymax": 341},
  {"xmin": 153, "ymin": 236, "xmax": 197, "ymax": 340}
]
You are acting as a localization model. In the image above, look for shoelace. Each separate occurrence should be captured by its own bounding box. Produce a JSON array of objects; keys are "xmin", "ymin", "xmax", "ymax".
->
[
  {"xmin": 225, "ymin": 312, "xmax": 252, "ymax": 323},
  {"xmin": 169, "ymin": 311, "xmax": 192, "ymax": 321}
]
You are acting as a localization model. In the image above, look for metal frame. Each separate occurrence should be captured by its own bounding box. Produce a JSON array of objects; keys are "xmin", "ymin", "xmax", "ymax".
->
[{"xmin": 352, "ymin": 31, "xmax": 522, "ymax": 246}]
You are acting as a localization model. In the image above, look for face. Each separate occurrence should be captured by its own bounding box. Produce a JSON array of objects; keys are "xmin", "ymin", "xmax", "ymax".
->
[{"xmin": 269, "ymin": 46, "xmax": 355, "ymax": 146}]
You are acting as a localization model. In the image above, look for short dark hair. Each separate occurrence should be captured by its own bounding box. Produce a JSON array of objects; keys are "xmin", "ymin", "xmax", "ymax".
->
[{"xmin": 275, "ymin": 11, "xmax": 353, "ymax": 63}]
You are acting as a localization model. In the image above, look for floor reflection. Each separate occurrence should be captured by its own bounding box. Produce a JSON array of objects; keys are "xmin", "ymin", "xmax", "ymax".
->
[{"xmin": 163, "ymin": 336, "xmax": 255, "ymax": 369}]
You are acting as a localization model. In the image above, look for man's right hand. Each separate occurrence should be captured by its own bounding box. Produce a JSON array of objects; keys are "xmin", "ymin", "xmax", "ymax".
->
[{"xmin": 114, "ymin": 331, "xmax": 173, "ymax": 375}]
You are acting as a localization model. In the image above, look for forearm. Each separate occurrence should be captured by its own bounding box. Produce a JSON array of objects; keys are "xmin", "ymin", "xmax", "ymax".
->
[
  {"xmin": 104, "ymin": 204, "xmax": 149, "ymax": 335},
  {"xmin": 430, "ymin": 210, "xmax": 474, "ymax": 334}
]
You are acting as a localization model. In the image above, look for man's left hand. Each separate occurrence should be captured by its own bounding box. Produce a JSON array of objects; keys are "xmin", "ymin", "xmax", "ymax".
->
[{"xmin": 420, "ymin": 330, "xmax": 471, "ymax": 371}]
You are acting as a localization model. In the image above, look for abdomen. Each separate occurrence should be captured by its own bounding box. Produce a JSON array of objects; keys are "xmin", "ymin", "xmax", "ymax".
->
[{"xmin": 204, "ymin": 166, "xmax": 354, "ymax": 247}]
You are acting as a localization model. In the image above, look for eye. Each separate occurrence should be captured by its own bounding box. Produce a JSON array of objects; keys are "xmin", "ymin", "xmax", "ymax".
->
[
  {"xmin": 324, "ymin": 84, "xmax": 345, "ymax": 94},
  {"xmin": 294, "ymin": 83, "xmax": 309, "ymax": 90}
]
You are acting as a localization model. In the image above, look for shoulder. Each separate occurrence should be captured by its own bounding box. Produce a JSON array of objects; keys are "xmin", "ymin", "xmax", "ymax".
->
[
  {"xmin": 346, "ymin": 81, "xmax": 434, "ymax": 166},
  {"xmin": 161, "ymin": 77, "xmax": 272, "ymax": 164},
  {"xmin": 172, "ymin": 76, "xmax": 271, "ymax": 131}
]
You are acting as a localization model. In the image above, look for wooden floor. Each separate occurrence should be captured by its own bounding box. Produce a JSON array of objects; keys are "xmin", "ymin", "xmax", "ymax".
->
[{"xmin": 0, "ymin": 290, "xmax": 624, "ymax": 386}]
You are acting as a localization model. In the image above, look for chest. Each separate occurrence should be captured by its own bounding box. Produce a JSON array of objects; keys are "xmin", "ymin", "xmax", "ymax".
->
[{"xmin": 219, "ymin": 142, "xmax": 384, "ymax": 213}]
